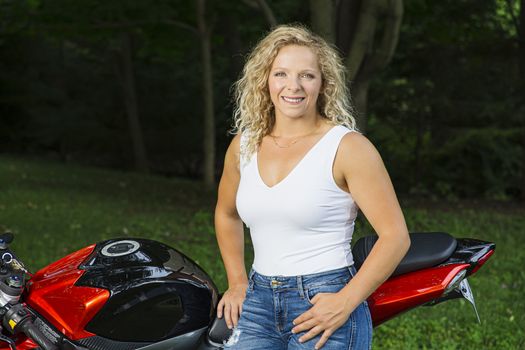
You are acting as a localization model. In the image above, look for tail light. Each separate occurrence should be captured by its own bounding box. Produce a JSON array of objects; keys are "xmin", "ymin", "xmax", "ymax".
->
[
  {"xmin": 443, "ymin": 269, "xmax": 467, "ymax": 296},
  {"xmin": 469, "ymin": 249, "xmax": 495, "ymax": 275}
]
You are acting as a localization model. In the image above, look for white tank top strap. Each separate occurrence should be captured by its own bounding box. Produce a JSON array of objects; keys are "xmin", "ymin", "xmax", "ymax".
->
[{"xmin": 304, "ymin": 125, "xmax": 354, "ymax": 190}]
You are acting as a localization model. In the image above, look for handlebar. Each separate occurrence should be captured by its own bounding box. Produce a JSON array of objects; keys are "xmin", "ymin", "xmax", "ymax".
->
[
  {"xmin": 19, "ymin": 319, "xmax": 58, "ymax": 350},
  {"xmin": 1, "ymin": 304, "xmax": 58, "ymax": 350},
  {"xmin": 0, "ymin": 233, "xmax": 49, "ymax": 350}
]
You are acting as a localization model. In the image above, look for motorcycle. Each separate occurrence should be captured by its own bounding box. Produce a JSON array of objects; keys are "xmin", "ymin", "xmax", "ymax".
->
[{"xmin": 0, "ymin": 231, "xmax": 494, "ymax": 350}]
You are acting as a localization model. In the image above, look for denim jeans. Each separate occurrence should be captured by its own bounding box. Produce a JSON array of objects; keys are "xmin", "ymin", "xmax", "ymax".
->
[{"xmin": 224, "ymin": 265, "xmax": 373, "ymax": 350}]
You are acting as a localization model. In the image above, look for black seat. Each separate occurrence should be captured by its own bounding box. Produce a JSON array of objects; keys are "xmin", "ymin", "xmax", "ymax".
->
[
  {"xmin": 207, "ymin": 311, "xmax": 233, "ymax": 346},
  {"xmin": 352, "ymin": 232, "xmax": 457, "ymax": 277}
]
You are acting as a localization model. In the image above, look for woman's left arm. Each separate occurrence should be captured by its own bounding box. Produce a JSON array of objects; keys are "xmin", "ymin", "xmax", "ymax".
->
[{"xmin": 292, "ymin": 132, "xmax": 411, "ymax": 349}]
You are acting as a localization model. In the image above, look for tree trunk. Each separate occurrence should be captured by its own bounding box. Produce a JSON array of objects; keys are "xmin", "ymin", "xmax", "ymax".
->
[
  {"xmin": 344, "ymin": 0, "xmax": 381, "ymax": 82},
  {"xmin": 331, "ymin": 0, "xmax": 403, "ymax": 132},
  {"xmin": 119, "ymin": 32, "xmax": 149, "ymax": 173},
  {"xmin": 197, "ymin": 0, "xmax": 216, "ymax": 189},
  {"xmin": 518, "ymin": 0, "xmax": 525, "ymax": 82},
  {"xmin": 336, "ymin": 0, "xmax": 361, "ymax": 57},
  {"xmin": 255, "ymin": 0, "xmax": 277, "ymax": 28},
  {"xmin": 310, "ymin": 0, "xmax": 335, "ymax": 43},
  {"xmin": 518, "ymin": 0, "xmax": 525, "ymax": 200},
  {"xmin": 224, "ymin": 13, "xmax": 244, "ymax": 81},
  {"xmin": 352, "ymin": 79, "xmax": 370, "ymax": 132}
]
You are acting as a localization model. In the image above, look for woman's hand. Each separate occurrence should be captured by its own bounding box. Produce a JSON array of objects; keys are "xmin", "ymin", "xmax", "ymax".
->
[
  {"xmin": 292, "ymin": 291, "xmax": 354, "ymax": 349},
  {"xmin": 217, "ymin": 283, "xmax": 248, "ymax": 329}
]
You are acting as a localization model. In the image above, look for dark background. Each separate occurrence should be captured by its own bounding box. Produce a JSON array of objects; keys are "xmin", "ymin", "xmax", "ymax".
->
[{"xmin": 1, "ymin": 0, "xmax": 523, "ymax": 200}]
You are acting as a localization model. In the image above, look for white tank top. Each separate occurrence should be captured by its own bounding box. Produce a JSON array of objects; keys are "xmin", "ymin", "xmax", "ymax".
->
[{"xmin": 236, "ymin": 125, "xmax": 358, "ymax": 276}]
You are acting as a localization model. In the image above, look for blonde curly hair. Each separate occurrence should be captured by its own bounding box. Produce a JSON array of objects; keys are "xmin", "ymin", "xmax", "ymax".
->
[{"xmin": 232, "ymin": 24, "xmax": 356, "ymax": 159}]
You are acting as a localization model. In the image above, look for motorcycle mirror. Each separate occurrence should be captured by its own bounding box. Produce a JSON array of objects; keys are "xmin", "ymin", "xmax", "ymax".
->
[{"xmin": 0, "ymin": 232, "xmax": 14, "ymax": 249}]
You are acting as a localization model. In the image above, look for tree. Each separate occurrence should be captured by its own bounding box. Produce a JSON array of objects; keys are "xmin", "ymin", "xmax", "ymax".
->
[
  {"xmin": 28, "ymin": 0, "xmax": 152, "ymax": 172},
  {"xmin": 309, "ymin": 0, "xmax": 335, "ymax": 43},
  {"xmin": 196, "ymin": 0, "xmax": 216, "ymax": 189},
  {"xmin": 242, "ymin": 0, "xmax": 278, "ymax": 27},
  {"xmin": 115, "ymin": 31, "xmax": 149, "ymax": 173},
  {"xmin": 310, "ymin": 0, "xmax": 403, "ymax": 132},
  {"xmin": 519, "ymin": 0, "xmax": 525, "ymax": 199}
]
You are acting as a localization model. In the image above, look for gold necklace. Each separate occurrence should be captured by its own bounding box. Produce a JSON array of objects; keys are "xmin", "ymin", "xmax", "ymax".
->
[{"xmin": 269, "ymin": 126, "xmax": 321, "ymax": 149}]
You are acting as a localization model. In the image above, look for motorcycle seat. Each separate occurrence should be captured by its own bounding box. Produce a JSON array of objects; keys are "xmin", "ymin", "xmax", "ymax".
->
[
  {"xmin": 352, "ymin": 232, "xmax": 457, "ymax": 277},
  {"xmin": 207, "ymin": 313, "xmax": 233, "ymax": 346}
]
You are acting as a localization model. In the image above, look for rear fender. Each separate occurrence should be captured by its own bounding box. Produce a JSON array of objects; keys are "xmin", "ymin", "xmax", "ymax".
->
[{"xmin": 368, "ymin": 263, "xmax": 470, "ymax": 327}]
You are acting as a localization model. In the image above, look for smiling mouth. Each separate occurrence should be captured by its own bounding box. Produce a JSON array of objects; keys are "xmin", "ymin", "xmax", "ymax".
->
[{"xmin": 282, "ymin": 96, "xmax": 305, "ymax": 103}]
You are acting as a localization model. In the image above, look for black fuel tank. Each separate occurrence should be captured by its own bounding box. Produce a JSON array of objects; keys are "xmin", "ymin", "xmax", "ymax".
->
[{"xmin": 76, "ymin": 238, "xmax": 218, "ymax": 342}]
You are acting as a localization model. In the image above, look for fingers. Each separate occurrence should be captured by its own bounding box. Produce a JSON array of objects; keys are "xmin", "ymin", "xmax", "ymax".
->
[
  {"xmin": 314, "ymin": 329, "xmax": 334, "ymax": 350},
  {"xmin": 222, "ymin": 300, "xmax": 244, "ymax": 329},
  {"xmin": 217, "ymin": 286, "xmax": 247, "ymax": 328},
  {"xmin": 292, "ymin": 318, "xmax": 317, "ymax": 334},
  {"xmin": 224, "ymin": 302, "xmax": 233, "ymax": 328},
  {"xmin": 298, "ymin": 324, "xmax": 323, "ymax": 344},
  {"xmin": 310, "ymin": 292, "xmax": 324, "ymax": 304},
  {"xmin": 217, "ymin": 298, "xmax": 224, "ymax": 318},
  {"xmin": 293, "ymin": 309, "xmax": 313, "ymax": 326},
  {"xmin": 231, "ymin": 303, "xmax": 240, "ymax": 328}
]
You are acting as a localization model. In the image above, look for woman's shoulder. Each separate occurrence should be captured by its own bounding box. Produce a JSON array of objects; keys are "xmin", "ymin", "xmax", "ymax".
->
[
  {"xmin": 225, "ymin": 134, "xmax": 241, "ymax": 156},
  {"xmin": 336, "ymin": 129, "xmax": 382, "ymax": 167},
  {"xmin": 223, "ymin": 134, "xmax": 242, "ymax": 171}
]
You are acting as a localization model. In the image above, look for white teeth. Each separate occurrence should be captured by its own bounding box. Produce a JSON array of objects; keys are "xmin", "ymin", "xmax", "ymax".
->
[{"xmin": 282, "ymin": 97, "xmax": 304, "ymax": 103}]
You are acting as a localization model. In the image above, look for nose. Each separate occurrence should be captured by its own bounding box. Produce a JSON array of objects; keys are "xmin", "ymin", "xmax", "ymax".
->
[{"xmin": 286, "ymin": 76, "xmax": 302, "ymax": 92}]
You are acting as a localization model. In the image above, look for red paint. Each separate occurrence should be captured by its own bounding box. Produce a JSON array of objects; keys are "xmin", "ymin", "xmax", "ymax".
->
[
  {"xmin": 6, "ymin": 240, "xmax": 493, "ymax": 349},
  {"xmin": 368, "ymin": 263, "xmax": 470, "ymax": 326},
  {"xmin": 24, "ymin": 244, "xmax": 110, "ymax": 340}
]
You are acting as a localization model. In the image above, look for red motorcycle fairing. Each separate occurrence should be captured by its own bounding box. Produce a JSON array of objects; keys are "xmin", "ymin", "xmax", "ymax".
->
[
  {"xmin": 368, "ymin": 263, "xmax": 470, "ymax": 326},
  {"xmin": 11, "ymin": 237, "xmax": 219, "ymax": 350},
  {"xmin": 24, "ymin": 244, "xmax": 110, "ymax": 340}
]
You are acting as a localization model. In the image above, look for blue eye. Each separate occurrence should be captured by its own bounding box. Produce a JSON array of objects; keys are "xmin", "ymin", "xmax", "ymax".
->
[{"xmin": 301, "ymin": 73, "xmax": 315, "ymax": 79}]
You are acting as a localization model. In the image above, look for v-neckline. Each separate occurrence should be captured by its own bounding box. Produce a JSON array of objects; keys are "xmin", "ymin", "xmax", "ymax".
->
[{"xmin": 256, "ymin": 126, "xmax": 337, "ymax": 189}]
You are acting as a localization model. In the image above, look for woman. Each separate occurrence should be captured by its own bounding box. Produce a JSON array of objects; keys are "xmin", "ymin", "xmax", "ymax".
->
[{"xmin": 214, "ymin": 25, "xmax": 410, "ymax": 350}]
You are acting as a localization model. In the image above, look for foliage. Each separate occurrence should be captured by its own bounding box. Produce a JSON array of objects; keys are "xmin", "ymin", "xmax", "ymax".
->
[
  {"xmin": 0, "ymin": 0, "xmax": 522, "ymax": 198},
  {"xmin": 367, "ymin": 0, "xmax": 523, "ymax": 198},
  {"xmin": 0, "ymin": 156, "xmax": 523, "ymax": 349}
]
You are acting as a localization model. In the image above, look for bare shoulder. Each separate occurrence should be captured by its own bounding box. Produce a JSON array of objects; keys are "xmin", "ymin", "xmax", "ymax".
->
[
  {"xmin": 332, "ymin": 131, "xmax": 385, "ymax": 191},
  {"xmin": 337, "ymin": 131, "xmax": 383, "ymax": 168},
  {"xmin": 230, "ymin": 133, "xmax": 242, "ymax": 147},
  {"xmin": 222, "ymin": 134, "xmax": 242, "ymax": 174}
]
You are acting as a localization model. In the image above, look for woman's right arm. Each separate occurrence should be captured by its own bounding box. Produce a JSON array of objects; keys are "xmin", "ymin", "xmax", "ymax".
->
[{"xmin": 214, "ymin": 134, "xmax": 247, "ymax": 329}]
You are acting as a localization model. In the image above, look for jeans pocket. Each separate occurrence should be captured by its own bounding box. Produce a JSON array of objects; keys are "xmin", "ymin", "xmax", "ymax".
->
[{"xmin": 305, "ymin": 283, "xmax": 346, "ymax": 305}]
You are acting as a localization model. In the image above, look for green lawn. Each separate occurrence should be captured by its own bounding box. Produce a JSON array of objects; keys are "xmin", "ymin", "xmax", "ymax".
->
[{"xmin": 0, "ymin": 155, "xmax": 523, "ymax": 349}]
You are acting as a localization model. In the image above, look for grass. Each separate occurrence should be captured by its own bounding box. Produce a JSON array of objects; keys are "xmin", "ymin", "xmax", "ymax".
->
[{"xmin": 0, "ymin": 155, "xmax": 523, "ymax": 349}]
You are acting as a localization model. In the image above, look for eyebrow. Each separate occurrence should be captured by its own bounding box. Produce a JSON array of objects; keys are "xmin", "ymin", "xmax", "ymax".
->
[{"xmin": 271, "ymin": 67, "xmax": 319, "ymax": 73}]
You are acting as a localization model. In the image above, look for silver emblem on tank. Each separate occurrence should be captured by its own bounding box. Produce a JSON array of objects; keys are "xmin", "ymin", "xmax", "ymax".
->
[{"xmin": 101, "ymin": 240, "xmax": 140, "ymax": 257}]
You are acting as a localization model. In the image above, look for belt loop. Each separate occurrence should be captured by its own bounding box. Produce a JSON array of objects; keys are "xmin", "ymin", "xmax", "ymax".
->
[
  {"xmin": 248, "ymin": 269, "xmax": 255, "ymax": 291},
  {"xmin": 348, "ymin": 265, "xmax": 356, "ymax": 278},
  {"xmin": 297, "ymin": 275, "xmax": 305, "ymax": 298}
]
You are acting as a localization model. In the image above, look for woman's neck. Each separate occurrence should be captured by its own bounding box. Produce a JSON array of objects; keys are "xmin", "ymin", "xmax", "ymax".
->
[{"xmin": 271, "ymin": 114, "xmax": 325, "ymax": 138}]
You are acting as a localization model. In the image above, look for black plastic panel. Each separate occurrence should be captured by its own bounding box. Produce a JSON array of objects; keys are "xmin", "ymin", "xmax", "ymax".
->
[
  {"xmin": 439, "ymin": 238, "xmax": 495, "ymax": 274},
  {"xmin": 76, "ymin": 238, "xmax": 219, "ymax": 342},
  {"xmin": 353, "ymin": 232, "xmax": 458, "ymax": 276},
  {"xmin": 77, "ymin": 336, "xmax": 149, "ymax": 350}
]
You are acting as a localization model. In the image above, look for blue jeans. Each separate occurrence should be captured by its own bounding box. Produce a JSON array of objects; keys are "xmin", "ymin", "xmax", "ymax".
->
[{"xmin": 224, "ymin": 265, "xmax": 373, "ymax": 349}]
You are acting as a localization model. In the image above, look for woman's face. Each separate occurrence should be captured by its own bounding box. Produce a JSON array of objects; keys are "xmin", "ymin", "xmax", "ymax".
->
[{"xmin": 268, "ymin": 45, "xmax": 322, "ymax": 122}]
